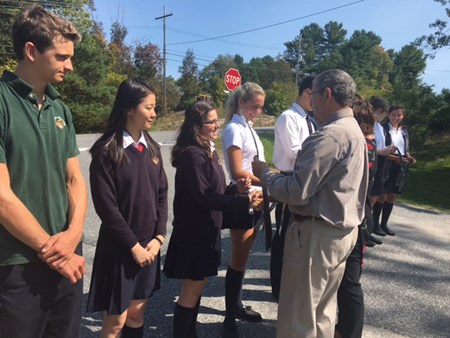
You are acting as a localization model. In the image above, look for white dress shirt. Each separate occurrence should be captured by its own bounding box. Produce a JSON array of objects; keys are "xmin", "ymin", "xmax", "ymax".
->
[
  {"xmin": 273, "ymin": 103, "xmax": 314, "ymax": 172},
  {"xmin": 374, "ymin": 121, "xmax": 386, "ymax": 150},
  {"xmin": 388, "ymin": 124, "xmax": 406, "ymax": 155}
]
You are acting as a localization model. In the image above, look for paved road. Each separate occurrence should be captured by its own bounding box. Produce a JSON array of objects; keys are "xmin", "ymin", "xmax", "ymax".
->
[{"xmin": 77, "ymin": 132, "xmax": 450, "ymax": 338}]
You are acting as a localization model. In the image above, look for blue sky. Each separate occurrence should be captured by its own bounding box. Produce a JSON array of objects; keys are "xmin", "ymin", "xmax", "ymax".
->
[{"xmin": 91, "ymin": 0, "xmax": 449, "ymax": 93}]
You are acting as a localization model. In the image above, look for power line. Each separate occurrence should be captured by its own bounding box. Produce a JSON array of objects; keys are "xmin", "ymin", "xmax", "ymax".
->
[
  {"xmin": 168, "ymin": 0, "xmax": 364, "ymax": 46},
  {"xmin": 166, "ymin": 52, "xmax": 214, "ymax": 63},
  {"xmin": 426, "ymin": 68, "xmax": 450, "ymax": 72},
  {"xmin": 167, "ymin": 27, "xmax": 280, "ymax": 51},
  {"xmin": 167, "ymin": 49, "xmax": 216, "ymax": 60}
]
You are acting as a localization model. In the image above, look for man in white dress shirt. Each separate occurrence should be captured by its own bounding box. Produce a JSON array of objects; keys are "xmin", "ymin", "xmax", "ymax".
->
[
  {"xmin": 273, "ymin": 76, "xmax": 315, "ymax": 174},
  {"xmin": 270, "ymin": 76, "xmax": 315, "ymax": 301}
]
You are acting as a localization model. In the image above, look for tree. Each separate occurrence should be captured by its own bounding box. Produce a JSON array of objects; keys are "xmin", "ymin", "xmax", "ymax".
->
[
  {"xmin": 265, "ymin": 81, "xmax": 298, "ymax": 116},
  {"xmin": 416, "ymin": 0, "xmax": 450, "ymax": 55},
  {"xmin": 57, "ymin": 25, "xmax": 118, "ymax": 133},
  {"xmin": 283, "ymin": 23, "xmax": 326, "ymax": 81},
  {"xmin": 199, "ymin": 54, "xmax": 238, "ymax": 88},
  {"xmin": 241, "ymin": 55, "xmax": 292, "ymax": 89},
  {"xmin": 177, "ymin": 49, "xmax": 201, "ymax": 110},
  {"xmin": 134, "ymin": 43, "xmax": 162, "ymax": 80},
  {"xmin": 389, "ymin": 44, "xmax": 427, "ymax": 104},
  {"xmin": 151, "ymin": 76, "xmax": 181, "ymax": 115},
  {"xmin": 109, "ymin": 21, "xmax": 134, "ymax": 75},
  {"xmin": 0, "ymin": 0, "xmax": 94, "ymax": 64},
  {"xmin": 337, "ymin": 30, "xmax": 392, "ymax": 91},
  {"xmin": 202, "ymin": 75, "xmax": 227, "ymax": 108},
  {"xmin": 429, "ymin": 89, "xmax": 450, "ymax": 133}
]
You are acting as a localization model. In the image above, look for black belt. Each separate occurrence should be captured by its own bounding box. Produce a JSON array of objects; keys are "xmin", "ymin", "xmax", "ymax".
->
[
  {"xmin": 292, "ymin": 214, "xmax": 323, "ymax": 222},
  {"xmin": 280, "ymin": 171, "xmax": 293, "ymax": 176}
]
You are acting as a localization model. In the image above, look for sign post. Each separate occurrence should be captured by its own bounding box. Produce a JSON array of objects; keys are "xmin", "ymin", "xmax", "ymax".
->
[{"xmin": 224, "ymin": 68, "xmax": 241, "ymax": 91}]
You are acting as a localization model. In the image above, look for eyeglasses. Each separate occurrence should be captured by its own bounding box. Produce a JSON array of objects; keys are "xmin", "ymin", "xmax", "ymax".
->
[
  {"xmin": 203, "ymin": 119, "xmax": 220, "ymax": 126},
  {"xmin": 309, "ymin": 90, "xmax": 322, "ymax": 97}
]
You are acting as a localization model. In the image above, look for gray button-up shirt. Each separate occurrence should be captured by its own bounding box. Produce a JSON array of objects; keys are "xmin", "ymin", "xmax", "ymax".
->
[{"xmin": 261, "ymin": 107, "xmax": 368, "ymax": 229}]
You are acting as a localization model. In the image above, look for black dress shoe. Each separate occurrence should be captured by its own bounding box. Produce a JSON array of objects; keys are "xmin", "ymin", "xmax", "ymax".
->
[
  {"xmin": 366, "ymin": 240, "xmax": 376, "ymax": 247},
  {"xmin": 235, "ymin": 305, "xmax": 262, "ymax": 323},
  {"xmin": 223, "ymin": 319, "xmax": 239, "ymax": 338},
  {"xmin": 373, "ymin": 228, "xmax": 386, "ymax": 236},
  {"xmin": 369, "ymin": 234, "xmax": 383, "ymax": 245},
  {"xmin": 381, "ymin": 225, "xmax": 396, "ymax": 236}
]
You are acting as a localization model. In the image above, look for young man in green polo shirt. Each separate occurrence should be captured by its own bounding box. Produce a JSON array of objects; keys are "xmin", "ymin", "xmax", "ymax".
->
[{"xmin": 0, "ymin": 6, "xmax": 87, "ymax": 337}]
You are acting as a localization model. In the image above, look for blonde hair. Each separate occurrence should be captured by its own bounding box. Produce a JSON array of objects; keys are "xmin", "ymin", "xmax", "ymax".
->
[{"xmin": 224, "ymin": 82, "xmax": 265, "ymax": 124}]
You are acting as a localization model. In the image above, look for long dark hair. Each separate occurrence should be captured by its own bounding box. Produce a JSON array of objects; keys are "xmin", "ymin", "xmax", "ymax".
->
[
  {"xmin": 90, "ymin": 78, "xmax": 159, "ymax": 164},
  {"xmin": 171, "ymin": 101, "xmax": 216, "ymax": 167}
]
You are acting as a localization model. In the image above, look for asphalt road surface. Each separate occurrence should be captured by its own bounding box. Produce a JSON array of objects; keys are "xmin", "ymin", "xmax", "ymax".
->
[{"xmin": 77, "ymin": 132, "xmax": 450, "ymax": 338}]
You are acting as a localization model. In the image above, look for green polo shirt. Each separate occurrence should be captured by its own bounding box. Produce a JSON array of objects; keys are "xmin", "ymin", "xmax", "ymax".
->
[{"xmin": 0, "ymin": 71, "xmax": 79, "ymax": 265}]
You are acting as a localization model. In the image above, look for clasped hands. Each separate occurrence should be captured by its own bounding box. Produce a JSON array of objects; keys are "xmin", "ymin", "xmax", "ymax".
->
[
  {"xmin": 131, "ymin": 238, "xmax": 162, "ymax": 268},
  {"xmin": 236, "ymin": 177, "xmax": 264, "ymax": 212},
  {"xmin": 39, "ymin": 229, "xmax": 85, "ymax": 284}
]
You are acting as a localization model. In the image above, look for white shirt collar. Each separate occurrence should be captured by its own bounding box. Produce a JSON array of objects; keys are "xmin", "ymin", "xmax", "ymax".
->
[
  {"xmin": 291, "ymin": 102, "xmax": 307, "ymax": 117},
  {"xmin": 233, "ymin": 113, "xmax": 253, "ymax": 128},
  {"xmin": 123, "ymin": 130, "xmax": 148, "ymax": 149},
  {"xmin": 210, "ymin": 141, "xmax": 216, "ymax": 153}
]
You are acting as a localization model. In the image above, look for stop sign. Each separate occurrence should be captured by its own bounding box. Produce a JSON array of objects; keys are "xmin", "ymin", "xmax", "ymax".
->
[{"xmin": 224, "ymin": 68, "xmax": 241, "ymax": 91}]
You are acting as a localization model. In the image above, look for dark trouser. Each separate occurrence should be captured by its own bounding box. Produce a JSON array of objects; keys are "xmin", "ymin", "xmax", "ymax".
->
[
  {"xmin": 0, "ymin": 246, "xmax": 83, "ymax": 338},
  {"xmin": 336, "ymin": 228, "xmax": 364, "ymax": 338},
  {"xmin": 271, "ymin": 202, "xmax": 292, "ymax": 301}
]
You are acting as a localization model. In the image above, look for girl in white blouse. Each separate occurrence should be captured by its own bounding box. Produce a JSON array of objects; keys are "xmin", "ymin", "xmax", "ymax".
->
[{"xmin": 221, "ymin": 82, "xmax": 266, "ymax": 337}]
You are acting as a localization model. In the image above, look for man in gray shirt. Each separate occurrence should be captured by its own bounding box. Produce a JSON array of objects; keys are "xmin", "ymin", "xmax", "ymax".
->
[{"xmin": 253, "ymin": 69, "xmax": 368, "ymax": 338}]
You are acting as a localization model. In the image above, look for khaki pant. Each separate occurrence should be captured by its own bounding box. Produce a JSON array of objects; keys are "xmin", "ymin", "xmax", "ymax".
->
[{"xmin": 276, "ymin": 219, "xmax": 358, "ymax": 338}]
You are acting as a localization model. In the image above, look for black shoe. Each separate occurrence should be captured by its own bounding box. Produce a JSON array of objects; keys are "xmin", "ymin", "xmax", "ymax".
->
[
  {"xmin": 235, "ymin": 305, "xmax": 262, "ymax": 323},
  {"xmin": 223, "ymin": 319, "xmax": 239, "ymax": 338},
  {"xmin": 369, "ymin": 234, "xmax": 383, "ymax": 245},
  {"xmin": 373, "ymin": 228, "xmax": 386, "ymax": 236},
  {"xmin": 366, "ymin": 240, "xmax": 376, "ymax": 247},
  {"xmin": 381, "ymin": 225, "xmax": 396, "ymax": 236}
]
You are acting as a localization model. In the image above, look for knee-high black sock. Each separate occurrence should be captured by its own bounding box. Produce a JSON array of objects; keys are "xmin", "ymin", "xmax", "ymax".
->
[
  {"xmin": 174, "ymin": 303, "xmax": 195, "ymax": 338},
  {"xmin": 188, "ymin": 297, "xmax": 201, "ymax": 338},
  {"xmin": 122, "ymin": 325, "xmax": 144, "ymax": 338},
  {"xmin": 372, "ymin": 201, "xmax": 383, "ymax": 229},
  {"xmin": 225, "ymin": 266, "xmax": 244, "ymax": 322},
  {"xmin": 380, "ymin": 202, "xmax": 394, "ymax": 227},
  {"xmin": 236, "ymin": 269, "xmax": 247, "ymax": 309}
]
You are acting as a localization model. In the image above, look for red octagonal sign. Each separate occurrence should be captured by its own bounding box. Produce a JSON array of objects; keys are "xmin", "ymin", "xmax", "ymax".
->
[{"xmin": 224, "ymin": 68, "xmax": 241, "ymax": 91}]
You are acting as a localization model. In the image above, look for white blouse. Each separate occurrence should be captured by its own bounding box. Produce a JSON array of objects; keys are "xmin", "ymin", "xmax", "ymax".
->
[{"xmin": 221, "ymin": 114, "xmax": 265, "ymax": 183}]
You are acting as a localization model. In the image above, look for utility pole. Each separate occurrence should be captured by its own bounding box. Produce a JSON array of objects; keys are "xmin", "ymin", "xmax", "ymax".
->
[
  {"xmin": 155, "ymin": 6, "xmax": 173, "ymax": 116},
  {"xmin": 295, "ymin": 31, "xmax": 302, "ymax": 85}
]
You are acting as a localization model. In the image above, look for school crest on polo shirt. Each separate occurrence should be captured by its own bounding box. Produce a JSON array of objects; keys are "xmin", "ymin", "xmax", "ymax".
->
[{"xmin": 54, "ymin": 116, "xmax": 66, "ymax": 129}]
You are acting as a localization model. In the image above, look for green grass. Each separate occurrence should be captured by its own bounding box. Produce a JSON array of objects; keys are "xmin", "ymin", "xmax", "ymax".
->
[
  {"xmin": 398, "ymin": 134, "xmax": 450, "ymax": 212},
  {"xmin": 255, "ymin": 131, "xmax": 450, "ymax": 212},
  {"xmin": 258, "ymin": 132, "xmax": 275, "ymax": 167}
]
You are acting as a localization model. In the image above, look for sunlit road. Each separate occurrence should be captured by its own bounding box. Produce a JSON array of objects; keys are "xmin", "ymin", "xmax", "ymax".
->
[{"xmin": 77, "ymin": 132, "xmax": 450, "ymax": 338}]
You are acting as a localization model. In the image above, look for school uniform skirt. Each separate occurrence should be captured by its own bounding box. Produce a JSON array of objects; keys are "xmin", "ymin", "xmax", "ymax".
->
[
  {"xmin": 370, "ymin": 155, "xmax": 390, "ymax": 196},
  {"xmin": 222, "ymin": 210, "xmax": 261, "ymax": 230},
  {"xmin": 87, "ymin": 235, "xmax": 160, "ymax": 315},
  {"xmin": 384, "ymin": 163, "xmax": 406, "ymax": 195},
  {"xmin": 164, "ymin": 225, "xmax": 221, "ymax": 281}
]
